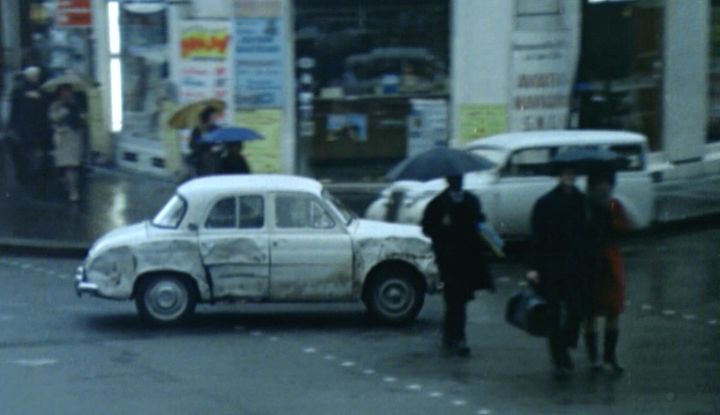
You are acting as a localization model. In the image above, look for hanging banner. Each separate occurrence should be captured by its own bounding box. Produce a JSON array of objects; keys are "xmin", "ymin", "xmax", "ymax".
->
[
  {"xmin": 175, "ymin": 20, "xmax": 234, "ymax": 120},
  {"xmin": 57, "ymin": 0, "xmax": 92, "ymax": 28},
  {"xmin": 509, "ymin": 31, "xmax": 574, "ymax": 132},
  {"xmin": 234, "ymin": 0, "xmax": 285, "ymax": 108}
]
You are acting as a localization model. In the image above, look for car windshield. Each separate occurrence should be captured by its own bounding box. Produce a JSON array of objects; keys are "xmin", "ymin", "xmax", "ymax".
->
[
  {"xmin": 151, "ymin": 194, "xmax": 187, "ymax": 229},
  {"xmin": 322, "ymin": 190, "xmax": 355, "ymax": 225},
  {"xmin": 467, "ymin": 146, "xmax": 506, "ymax": 168}
]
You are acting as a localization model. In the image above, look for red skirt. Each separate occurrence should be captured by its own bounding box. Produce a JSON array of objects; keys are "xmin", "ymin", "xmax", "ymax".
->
[{"xmin": 593, "ymin": 245, "xmax": 626, "ymax": 316}]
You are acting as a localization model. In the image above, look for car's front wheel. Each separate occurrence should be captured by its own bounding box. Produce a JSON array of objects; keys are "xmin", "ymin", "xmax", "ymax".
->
[
  {"xmin": 135, "ymin": 274, "xmax": 197, "ymax": 325},
  {"xmin": 364, "ymin": 265, "xmax": 425, "ymax": 325}
]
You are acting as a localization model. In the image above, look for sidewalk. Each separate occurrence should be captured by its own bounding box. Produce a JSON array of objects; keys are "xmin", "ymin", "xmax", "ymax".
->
[{"xmin": 1, "ymin": 143, "xmax": 719, "ymax": 254}]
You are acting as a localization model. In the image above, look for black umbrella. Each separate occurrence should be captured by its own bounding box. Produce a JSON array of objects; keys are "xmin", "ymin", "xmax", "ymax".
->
[
  {"xmin": 551, "ymin": 147, "xmax": 629, "ymax": 173},
  {"xmin": 386, "ymin": 147, "xmax": 495, "ymax": 181}
]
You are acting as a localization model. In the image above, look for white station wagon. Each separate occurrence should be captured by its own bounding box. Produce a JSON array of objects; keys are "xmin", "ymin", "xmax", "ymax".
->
[
  {"xmin": 76, "ymin": 175, "xmax": 439, "ymax": 324},
  {"xmin": 366, "ymin": 130, "xmax": 654, "ymax": 239}
]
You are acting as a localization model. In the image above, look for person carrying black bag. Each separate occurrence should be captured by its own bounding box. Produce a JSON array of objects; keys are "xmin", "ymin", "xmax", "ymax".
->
[
  {"xmin": 422, "ymin": 175, "xmax": 494, "ymax": 357},
  {"xmin": 526, "ymin": 162, "xmax": 598, "ymax": 380}
]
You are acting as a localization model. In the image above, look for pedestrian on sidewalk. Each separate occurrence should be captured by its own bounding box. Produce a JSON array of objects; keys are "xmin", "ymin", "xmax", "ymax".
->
[
  {"xmin": 584, "ymin": 164, "xmax": 628, "ymax": 375},
  {"xmin": 189, "ymin": 106, "xmax": 221, "ymax": 176},
  {"xmin": 7, "ymin": 66, "xmax": 51, "ymax": 187},
  {"xmin": 48, "ymin": 84, "xmax": 84, "ymax": 202},
  {"xmin": 526, "ymin": 162, "xmax": 597, "ymax": 380},
  {"xmin": 421, "ymin": 175, "xmax": 494, "ymax": 357}
]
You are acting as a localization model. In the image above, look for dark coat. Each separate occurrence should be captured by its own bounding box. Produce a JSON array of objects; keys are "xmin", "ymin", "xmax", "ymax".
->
[
  {"xmin": 9, "ymin": 80, "xmax": 50, "ymax": 148},
  {"xmin": 421, "ymin": 189, "xmax": 493, "ymax": 301},
  {"xmin": 189, "ymin": 125, "xmax": 217, "ymax": 176},
  {"xmin": 529, "ymin": 184, "xmax": 598, "ymax": 309},
  {"xmin": 218, "ymin": 154, "xmax": 251, "ymax": 174}
]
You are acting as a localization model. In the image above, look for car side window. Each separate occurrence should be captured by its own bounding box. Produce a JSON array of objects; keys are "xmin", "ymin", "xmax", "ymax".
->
[
  {"xmin": 275, "ymin": 195, "xmax": 335, "ymax": 229},
  {"xmin": 503, "ymin": 147, "xmax": 554, "ymax": 177},
  {"xmin": 609, "ymin": 144, "xmax": 644, "ymax": 171},
  {"xmin": 206, "ymin": 197, "xmax": 237, "ymax": 229},
  {"xmin": 238, "ymin": 195, "xmax": 264, "ymax": 229}
]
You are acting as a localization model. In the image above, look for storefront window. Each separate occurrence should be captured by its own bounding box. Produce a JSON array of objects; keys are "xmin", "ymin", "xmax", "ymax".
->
[
  {"xmin": 294, "ymin": 0, "xmax": 450, "ymax": 179},
  {"xmin": 575, "ymin": 0, "xmax": 664, "ymax": 150},
  {"xmin": 120, "ymin": 2, "xmax": 170, "ymax": 140},
  {"xmin": 709, "ymin": 0, "xmax": 720, "ymax": 142}
]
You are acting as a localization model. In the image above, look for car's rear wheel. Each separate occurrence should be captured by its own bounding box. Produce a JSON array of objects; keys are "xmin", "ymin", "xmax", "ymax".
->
[
  {"xmin": 364, "ymin": 266, "xmax": 425, "ymax": 325},
  {"xmin": 135, "ymin": 274, "xmax": 197, "ymax": 325}
]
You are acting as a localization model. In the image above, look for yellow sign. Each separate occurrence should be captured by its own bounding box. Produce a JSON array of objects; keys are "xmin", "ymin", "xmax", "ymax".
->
[
  {"xmin": 181, "ymin": 28, "xmax": 231, "ymax": 59},
  {"xmin": 458, "ymin": 104, "xmax": 507, "ymax": 143},
  {"xmin": 235, "ymin": 109, "xmax": 283, "ymax": 173}
]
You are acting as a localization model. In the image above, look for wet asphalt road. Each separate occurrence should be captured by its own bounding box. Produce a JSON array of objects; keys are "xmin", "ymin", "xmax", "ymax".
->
[{"xmin": 0, "ymin": 227, "xmax": 718, "ymax": 415}]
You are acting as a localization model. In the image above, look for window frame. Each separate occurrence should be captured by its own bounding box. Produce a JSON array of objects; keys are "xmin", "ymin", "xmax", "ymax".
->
[{"xmin": 271, "ymin": 192, "xmax": 338, "ymax": 231}]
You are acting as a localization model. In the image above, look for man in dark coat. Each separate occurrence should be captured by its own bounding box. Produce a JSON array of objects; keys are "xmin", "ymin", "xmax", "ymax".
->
[
  {"xmin": 422, "ymin": 175, "xmax": 494, "ymax": 357},
  {"xmin": 8, "ymin": 67, "xmax": 50, "ymax": 186},
  {"xmin": 527, "ymin": 163, "xmax": 598, "ymax": 379}
]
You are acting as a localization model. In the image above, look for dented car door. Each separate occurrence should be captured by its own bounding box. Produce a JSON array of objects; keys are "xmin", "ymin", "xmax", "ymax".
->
[
  {"xmin": 269, "ymin": 193, "xmax": 354, "ymax": 301},
  {"xmin": 197, "ymin": 194, "xmax": 270, "ymax": 299}
]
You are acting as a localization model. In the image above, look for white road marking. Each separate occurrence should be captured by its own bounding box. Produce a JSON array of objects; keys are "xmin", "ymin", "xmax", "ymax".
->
[
  {"xmin": 662, "ymin": 309, "xmax": 676, "ymax": 316},
  {"xmin": 406, "ymin": 384, "xmax": 422, "ymax": 391},
  {"xmin": 340, "ymin": 361, "xmax": 356, "ymax": 368},
  {"xmin": 323, "ymin": 354, "xmax": 336, "ymax": 361},
  {"xmin": 477, "ymin": 409, "xmax": 493, "ymax": 415},
  {"xmin": 641, "ymin": 304, "xmax": 653, "ymax": 311},
  {"xmin": 683, "ymin": 314, "xmax": 697, "ymax": 320},
  {"xmin": 362, "ymin": 369, "xmax": 375, "ymax": 375},
  {"xmin": 383, "ymin": 376, "xmax": 397, "ymax": 383},
  {"xmin": 452, "ymin": 399, "xmax": 467, "ymax": 406},
  {"xmin": 269, "ymin": 336, "xmax": 279, "ymax": 342},
  {"xmin": 12, "ymin": 358, "xmax": 58, "ymax": 367},
  {"xmin": 428, "ymin": 392, "xmax": 444, "ymax": 398},
  {"xmin": 708, "ymin": 320, "xmax": 719, "ymax": 326},
  {"xmin": 303, "ymin": 347, "xmax": 317, "ymax": 354}
]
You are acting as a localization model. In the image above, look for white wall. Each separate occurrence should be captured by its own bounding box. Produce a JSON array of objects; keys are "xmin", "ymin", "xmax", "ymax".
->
[{"xmin": 662, "ymin": 0, "xmax": 709, "ymax": 165}]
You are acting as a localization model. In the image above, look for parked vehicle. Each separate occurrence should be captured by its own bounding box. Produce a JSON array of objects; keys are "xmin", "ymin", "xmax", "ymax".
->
[
  {"xmin": 366, "ymin": 130, "xmax": 654, "ymax": 239},
  {"xmin": 76, "ymin": 175, "xmax": 440, "ymax": 325}
]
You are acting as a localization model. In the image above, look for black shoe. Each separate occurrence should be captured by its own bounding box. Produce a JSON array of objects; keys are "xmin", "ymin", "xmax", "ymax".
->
[
  {"xmin": 455, "ymin": 340, "xmax": 471, "ymax": 357},
  {"xmin": 442, "ymin": 340, "xmax": 471, "ymax": 358},
  {"xmin": 603, "ymin": 358, "xmax": 624, "ymax": 375}
]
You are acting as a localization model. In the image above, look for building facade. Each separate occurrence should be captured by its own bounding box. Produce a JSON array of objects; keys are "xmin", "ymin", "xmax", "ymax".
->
[{"xmin": 2, "ymin": 0, "xmax": 716, "ymax": 180}]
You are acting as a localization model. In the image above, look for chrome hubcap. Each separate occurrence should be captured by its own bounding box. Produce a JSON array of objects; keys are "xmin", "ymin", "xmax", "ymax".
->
[
  {"xmin": 146, "ymin": 280, "xmax": 188, "ymax": 321},
  {"xmin": 377, "ymin": 279, "xmax": 414, "ymax": 316}
]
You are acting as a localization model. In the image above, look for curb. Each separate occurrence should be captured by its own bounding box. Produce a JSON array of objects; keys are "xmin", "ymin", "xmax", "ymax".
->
[{"xmin": 0, "ymin": 237, "xmax": 89, "ymax": 258}]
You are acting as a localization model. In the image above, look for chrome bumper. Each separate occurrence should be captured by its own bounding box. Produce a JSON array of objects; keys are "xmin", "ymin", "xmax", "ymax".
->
[{"xmin": 74, "ymin": 266, "xmax": 99, "ymax": 297}]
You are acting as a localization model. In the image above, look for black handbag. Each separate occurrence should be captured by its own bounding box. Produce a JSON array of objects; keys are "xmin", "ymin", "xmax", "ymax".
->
[{"xmin": 505, "ymin": 290, "xmax": 553, "ymax": 337}]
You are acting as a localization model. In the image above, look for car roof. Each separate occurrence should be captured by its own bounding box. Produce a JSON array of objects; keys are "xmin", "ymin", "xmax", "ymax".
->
[
  {"xmin": 178, "ymin": 175, "xmax": 324, "ymax": 199},
  {"xmin": 464, "ymin": 130, "xmax": 647, "ymax": 151}
]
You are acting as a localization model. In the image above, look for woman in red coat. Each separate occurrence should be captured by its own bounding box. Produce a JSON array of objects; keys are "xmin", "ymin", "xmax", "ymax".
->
[{"xmin": 584, "ymin": 166, "xmax": 629, "ymax": 374}]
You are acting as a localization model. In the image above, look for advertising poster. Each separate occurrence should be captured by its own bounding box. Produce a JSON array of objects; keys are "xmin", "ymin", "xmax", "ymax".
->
[
  {"xmin": 458, "ymin": 104, "xmax": 507, "ymax": 143},
  {"xmin": 175, "ymin": 20, "xmax": 234, "ymax": 119},
  {"xmin": 235, "ymin": 109, "xmax": 283, "ymax": 173},
  {"xmin": 234, "ymin": 0, "xmax": 285, "ymax": 109},
  {"xmin": 326, "ymin": 114, "xmax": 367, "ymax": 143},
  {"xmin": 509, "ymin": 31, "xmax": 573, "ymax": 132},
  {"xmin": 407, "ymin": 99, "xmax": 448, "ymax": 157}
]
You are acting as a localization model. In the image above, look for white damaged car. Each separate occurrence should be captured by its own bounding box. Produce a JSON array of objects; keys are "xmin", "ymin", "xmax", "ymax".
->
[
  {"xmin": 76, "ymin": 175, "xmax": 440, "ymax": 324},
  {"xmin": 366, "ymin": 130, "xmax": 655, "ymax": 239}
]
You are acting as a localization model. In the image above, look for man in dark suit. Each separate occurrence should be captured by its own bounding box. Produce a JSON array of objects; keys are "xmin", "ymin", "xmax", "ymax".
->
[
  {"xmin": 422, "ymin": 175, "xmax": 494, "ymax": 357},
  {"xmin": 527, "ymin": 163, "xmax": 598, "ymax": 379}
]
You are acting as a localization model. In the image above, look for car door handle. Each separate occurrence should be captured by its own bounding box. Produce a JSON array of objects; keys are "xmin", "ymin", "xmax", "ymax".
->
[{"xmin": 272, "ymin": 239, "xmax": 288, "ymax": 247}]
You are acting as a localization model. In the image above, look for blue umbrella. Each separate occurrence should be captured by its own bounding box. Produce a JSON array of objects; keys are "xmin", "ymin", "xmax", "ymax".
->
[{"xmin": 201, "ymin": 127, "xmax": 263, "ymax": 143}]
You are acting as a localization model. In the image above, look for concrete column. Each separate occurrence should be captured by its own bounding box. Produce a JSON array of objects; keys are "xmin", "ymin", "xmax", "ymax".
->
[
  {"xmin": 1, "ymin": 0, "xmax": 22, "ymax": 72},
  {"xmin": 450, "ymin": 0, "xmax": 514, "ymax": 146},
  {"xmin": 281, "ymin": 0, "xmax": 296, "ymax": 174},
  {"xmin": 662, "ymin": 0, "xmax": 709, "ymax": 165}
]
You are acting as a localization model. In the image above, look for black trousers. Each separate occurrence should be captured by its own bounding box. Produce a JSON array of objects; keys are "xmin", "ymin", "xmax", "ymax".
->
[
  {"xmin": 547, "ymin": 299, "xmax": 583, "ymax": 369},
  {"xmin": 443, "ymin": 290, "xmax": 469, "ymax": 345}
]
